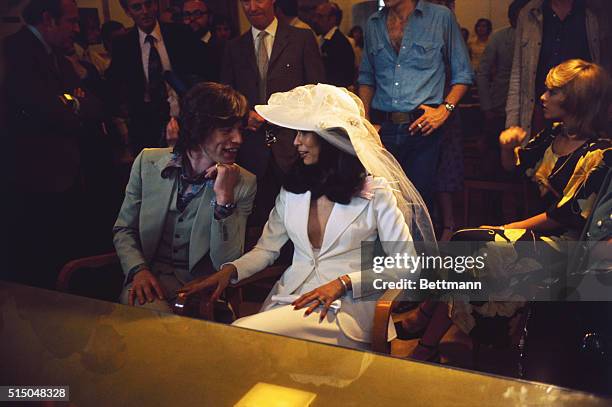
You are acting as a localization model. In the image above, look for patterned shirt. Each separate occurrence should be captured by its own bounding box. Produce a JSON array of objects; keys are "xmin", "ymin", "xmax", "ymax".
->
[{"xmin": 161, "ymin": 152, "xmax": 214, "ymax": 212}]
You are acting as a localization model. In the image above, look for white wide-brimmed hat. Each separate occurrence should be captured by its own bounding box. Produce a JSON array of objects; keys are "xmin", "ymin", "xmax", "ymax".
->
[
  {"xmin": 254, "ymin": 83, "xmax": 376, "ymax": 156},
  {"xmin": 254, "ymin": 83, "xmax": 437, "ymax": 246}
]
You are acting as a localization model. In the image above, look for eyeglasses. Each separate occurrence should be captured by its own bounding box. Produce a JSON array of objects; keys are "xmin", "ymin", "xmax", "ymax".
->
[
  {"xmin": 128, "ymin": 0, "xmax": 154, "ymax": 12},
  {"xmin": 183, "ymin": 10, "xmax": 209, "ymax": 20}
]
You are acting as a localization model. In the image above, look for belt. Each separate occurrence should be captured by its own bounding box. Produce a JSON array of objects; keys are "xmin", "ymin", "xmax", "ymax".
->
[{"xmin": 370, "ymin": 109, "xmax": 422, "ymax": 125}]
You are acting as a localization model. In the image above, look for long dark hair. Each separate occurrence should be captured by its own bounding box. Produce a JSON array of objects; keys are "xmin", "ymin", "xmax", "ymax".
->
[
  {"xmin": 283, "ymin": 133, "xmax": 366, "ymax": 204},
  {"xmin": 175, "ymin": 82, "xmax": 248, "ymax": 154}
]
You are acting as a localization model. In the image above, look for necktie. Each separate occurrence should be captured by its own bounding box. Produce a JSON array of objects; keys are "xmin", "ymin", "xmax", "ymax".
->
[
  {"xmin": 256, "ymin": 31, "xmax": 269, "ymax": 104},
  {"xmin": 145, "ymin": 34, "xmax": 166, "ymax": 104}
]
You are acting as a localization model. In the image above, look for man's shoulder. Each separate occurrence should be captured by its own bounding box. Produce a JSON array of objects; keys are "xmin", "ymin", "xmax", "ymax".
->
[
  {"xmin": 111, "ymin": 28, "xmax": 137, "ymax": 53},
  {"xmin": 138, "ymin": 147, "xmax": 173, "ymax": 164},
  {"xmin": 237, "ymin": 165, "xmax": 256, "ymax": 187},
  {"xmin": 332, "ymin": 29, "xmax": 352, "ymax": 46},
  {"xmin": 4, "ymin": 26, "xmax": 38, "ymax": 53},
  {"xmin": 160, "ymin": 22, "xmax": 194, "ymax": 39},
  {"xmin": 281, "ymin": 22, "xmax": 313, "ymax": 42},
  {"xmin": 226, "ymin": 30, "xmax": 251, "ymax": 50}
]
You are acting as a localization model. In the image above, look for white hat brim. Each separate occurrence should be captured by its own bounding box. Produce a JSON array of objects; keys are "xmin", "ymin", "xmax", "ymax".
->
[{"xmin": 254, "ymin": 105, "xmax": 317, "ymax": 132}]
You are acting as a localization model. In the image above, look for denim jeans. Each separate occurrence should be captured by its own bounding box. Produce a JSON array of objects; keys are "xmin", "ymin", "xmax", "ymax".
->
[{"xmin": 379, "ymin": 122, "xmax": 443, "ymax": 209}]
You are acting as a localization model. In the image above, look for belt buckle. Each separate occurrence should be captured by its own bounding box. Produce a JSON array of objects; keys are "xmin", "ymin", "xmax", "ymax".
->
[{"xmin": 390, "ymin": 111, "xmax": 412, "ymax": 125}]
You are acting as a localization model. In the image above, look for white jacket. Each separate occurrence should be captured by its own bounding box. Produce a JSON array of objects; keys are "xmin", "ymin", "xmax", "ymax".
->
[{"xmin": 230, "ymin": 177, "xmax": 416, "ymax": 343}]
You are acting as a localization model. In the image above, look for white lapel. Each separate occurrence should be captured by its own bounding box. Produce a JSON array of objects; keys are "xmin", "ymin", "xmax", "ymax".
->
[
  {"xmin": 319, "ymin": 197, "xmax": 369, "ymax": 256},
  {"xmin": 285, "ymin": 190, "xmax": 314, "ymax": 258}
]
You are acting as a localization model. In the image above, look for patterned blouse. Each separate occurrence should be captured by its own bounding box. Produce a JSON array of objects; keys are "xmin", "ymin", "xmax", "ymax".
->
[{"xmin": 516, "ymin": 124, "xmax": 611, "ymax": 233}]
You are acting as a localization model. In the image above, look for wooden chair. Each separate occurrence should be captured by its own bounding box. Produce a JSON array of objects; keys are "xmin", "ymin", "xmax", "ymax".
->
[
  {"xmin": 57, "ymin": 252, "xmax": 219, "ymax": 320},
  {"xmin": 371, "ymin": 289, "xmax": 404, "ymax": 354},
  {"xmin": 58, "ymin": 223, "xmax": 401, "ymax": 355}
]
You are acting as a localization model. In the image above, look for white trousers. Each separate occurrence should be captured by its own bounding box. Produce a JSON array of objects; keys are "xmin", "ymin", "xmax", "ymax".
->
[{"xmin": 232, "ymin": 304, "xmax": 370, "ymax": 351}]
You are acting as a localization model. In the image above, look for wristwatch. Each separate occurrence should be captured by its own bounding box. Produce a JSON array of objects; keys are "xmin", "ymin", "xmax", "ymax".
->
[
  {"xmin": 211, "ymin": 200, "xmax": 237, "ymax": 219},
  {"xmin": 443, "ymin": 102, "xmax": 456, "ymax": 113}
]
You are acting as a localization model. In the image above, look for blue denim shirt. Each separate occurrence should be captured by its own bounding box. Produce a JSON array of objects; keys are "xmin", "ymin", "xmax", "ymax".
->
[{"xmin": 358, "ymin": 1, "xmax": 473, "ymax": 112}]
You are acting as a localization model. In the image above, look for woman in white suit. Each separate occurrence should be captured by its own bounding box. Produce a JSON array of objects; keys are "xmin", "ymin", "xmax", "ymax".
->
[{"xmin": 178, "ymin": 84, "xmax": 436, "ymax": 350}]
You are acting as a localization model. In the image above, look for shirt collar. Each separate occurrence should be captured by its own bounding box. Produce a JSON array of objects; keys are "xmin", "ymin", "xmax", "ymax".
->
[
  {"xmin": 138, "ymin": 21, "xmax": 162, "ymax": 46},
  {"xmin": 251, "ymin": 17, "xmax": 278, "ymax": 42},
  {"xmin": 161, "ymin": 151, "xmax": 214, "ymax": 184},
  {"xmin": 323, "ymin": 26, "xmax": 338, "ymax": 41},
  {"xmin": 372, "ymin": 0, "xmax": 424, "ymax": 21},
  {"xmin": 27, "ymin": 25, "xmax": 52, "ymax": 54}
]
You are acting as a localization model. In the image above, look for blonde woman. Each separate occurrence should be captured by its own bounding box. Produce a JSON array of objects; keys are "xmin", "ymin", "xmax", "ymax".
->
[{"xmin": 398, "ymin": 59, "xmax": 611, "ymax": 361}]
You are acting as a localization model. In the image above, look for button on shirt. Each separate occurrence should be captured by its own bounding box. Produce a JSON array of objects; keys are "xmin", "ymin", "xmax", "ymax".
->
[{"xmin": 358, "ymin": 0, "xmax": 473, "ymax": 112}]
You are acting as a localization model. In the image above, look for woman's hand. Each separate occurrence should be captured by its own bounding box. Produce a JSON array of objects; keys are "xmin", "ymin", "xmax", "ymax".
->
[
  {"xmin": 499, "ymin": 126, "xmax": 527, "ymax": 150},
  {"xmin": 292, "ymin": 278, "xmax": 347, "ymax": 321},
  {"xmin": 177, "ymin": 264, "xmax": 237, "ymax": 302}
]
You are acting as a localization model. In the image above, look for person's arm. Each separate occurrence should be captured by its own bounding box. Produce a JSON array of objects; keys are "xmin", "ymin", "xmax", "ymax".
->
[
  {"xmin": 357, "ymin": 22, "xmax": 376, "ymax": 121},
  {"xmin": 409, "ymin": 10, "xmax": 472, "ymax": 136},
  {"xmin": 476, "ymin": 33, "xmax": 498, "ymax": 114},
  {"xmin": 4, "ymin": 37, "xmax": 80, "ymax": 132},
  {"xmin": 409, "ymin": 83, "xmax": 469, "ymax": 136},
  {"xmin": 177, "ymin": 190, "xmax": 290, "ymax": 299},
  {"xmin": 358, "ymin": 84, "xmax": 376, "ymax": 122},
  {"xmin": 112, "ymin": 151, "xmax": 165, "ymax": 305},
  {"xmin": 209, "ymin": 170, "xmax": 257, "ymax": 269},
  {"xmin": 113, "ymin": 151, "xmax": 148, "ymax": 275},
  {"xmin": 506, "ymin": 12, "xmax": 524, "ymax": 128},
  {"xmin": 350, "ymin": 179, "xmax": 416, "ymax": 298},
  {"xmin": 499, "ymin": 126, "xmax": 528, "ymax": 171},
  {"xmin": 503, "ymin": 212, "xmax": 562, "ymax": 232}
]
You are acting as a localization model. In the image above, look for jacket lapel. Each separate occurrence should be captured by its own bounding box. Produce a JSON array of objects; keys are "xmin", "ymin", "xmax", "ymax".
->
[
  {"xmin": 285, "ymin": 191, "xmax": 314, "ymax": 258},
  {"xmin": 241, "ymin": 32, "xmax": 258, "ymax": 76},
  {"xmin": 268, "ymin": 23, "xmax": 290, "ymax": 71},
  {"xmin": 128, "ymin": 29, "xmax": 147, "ymax": 95},
  {"xmin": 319, "ymin": 197, "xmax": 369, "ymax": 257},
  {"xmin": 141, "ymin": 153, "xmax": 175, "ymax": 261},
  {"xmin": 189, "ymin": 183, "xmax": 214, "ymax": 272}
]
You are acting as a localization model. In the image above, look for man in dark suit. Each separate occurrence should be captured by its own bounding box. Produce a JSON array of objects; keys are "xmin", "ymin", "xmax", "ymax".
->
[
  {"xmin": 313, "ymin": 2, "xmax": 355, "ymax": 88},
  {"xmin": 3, "ymin": 0, "xmax": 105, "ymax": 287},
  {"xmin": 106, "ymin": 0, "xmax": 212, "ymax": 155},
  {"xmin": 221, "ymin": 0, "xmax": 325, "ymax": 225}
]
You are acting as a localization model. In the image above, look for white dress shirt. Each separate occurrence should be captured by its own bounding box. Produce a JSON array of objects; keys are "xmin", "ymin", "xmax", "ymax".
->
[
  {"xmin": 138, "ymin": 22, "xmax": 173, "ymax": 83},
  {"xmin": 251, "ymin": 18, "xmax": 278, "ymax": 60}
]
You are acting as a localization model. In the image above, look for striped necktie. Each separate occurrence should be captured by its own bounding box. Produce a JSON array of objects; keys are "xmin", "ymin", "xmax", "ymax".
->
[{"xmin": 256, "ymin": 31, "xmax": 269, "ymax": 104}]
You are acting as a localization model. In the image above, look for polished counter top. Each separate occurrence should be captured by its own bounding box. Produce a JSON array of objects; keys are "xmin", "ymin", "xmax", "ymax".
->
[{"xmin": 0, "ymin": 281, "xmax": 608, "ymax": 406}]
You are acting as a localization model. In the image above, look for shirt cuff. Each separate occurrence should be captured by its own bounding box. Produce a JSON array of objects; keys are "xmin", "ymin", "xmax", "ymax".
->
[{"xmin": 126, "ymin": 263, "xmax": 148, "ymax": 284}]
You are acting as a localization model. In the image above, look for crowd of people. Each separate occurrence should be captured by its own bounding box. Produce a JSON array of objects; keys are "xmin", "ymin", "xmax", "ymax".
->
[{"xmin": 2, "ymin": 0, "xmax": 611, "ymax": 392}]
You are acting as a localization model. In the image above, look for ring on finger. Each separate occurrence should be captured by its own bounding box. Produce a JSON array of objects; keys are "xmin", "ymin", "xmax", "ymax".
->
[{"xmin": 417, "ymin": 123, "xmax": 423, "ymax": 129}]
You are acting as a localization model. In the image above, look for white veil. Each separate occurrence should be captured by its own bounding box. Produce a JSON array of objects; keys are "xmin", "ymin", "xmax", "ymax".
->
[{"xmin": 255, "ymin": 84, "xmax": 437, "ymax": 249}]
